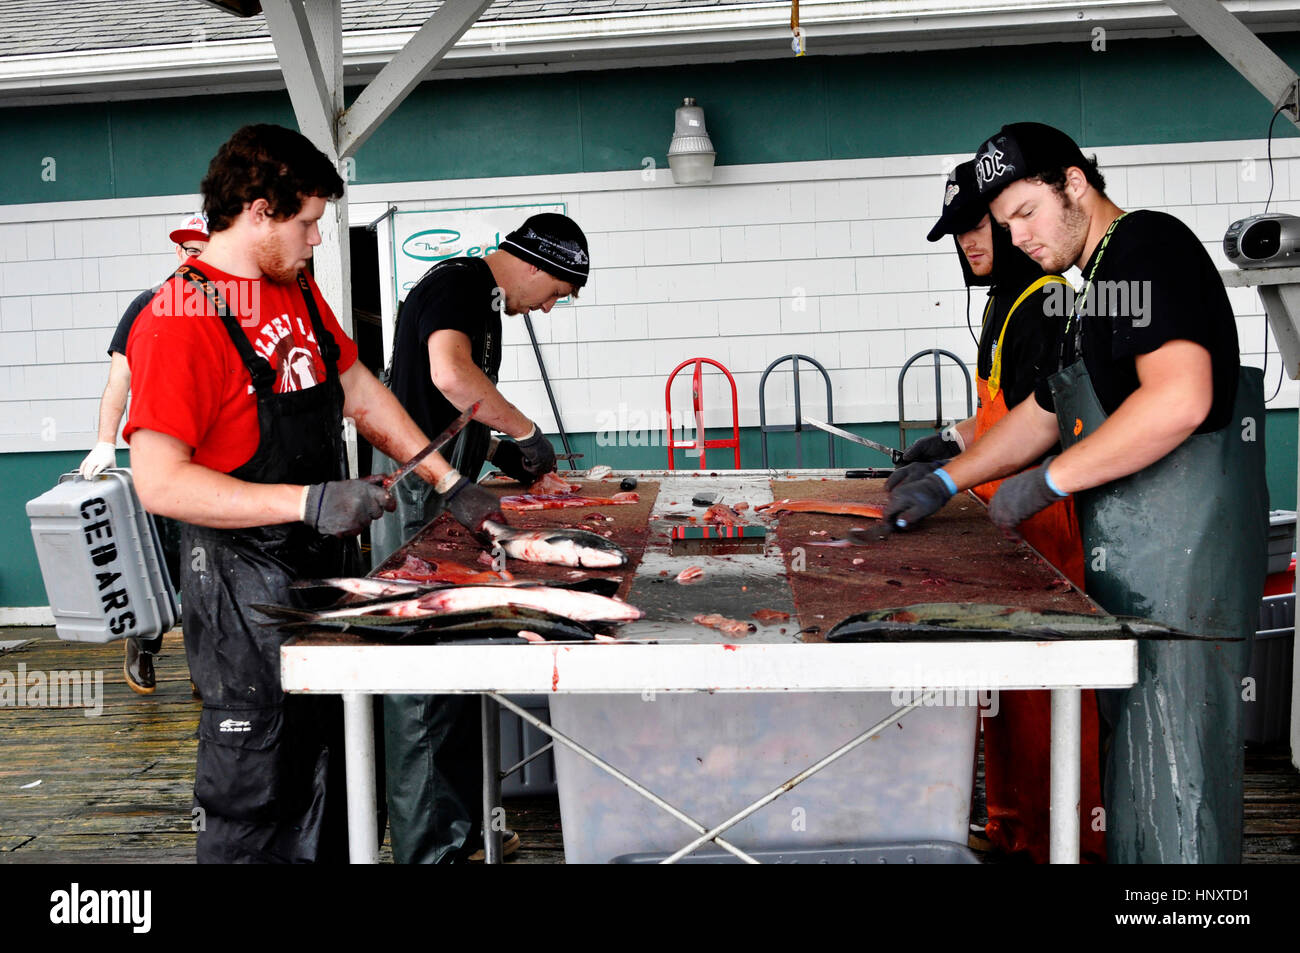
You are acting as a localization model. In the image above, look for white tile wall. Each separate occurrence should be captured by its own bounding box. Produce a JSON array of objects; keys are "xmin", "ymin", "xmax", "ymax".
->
[{"xmin": 3, "ymin": 143, "xmax": 1297, "ymax": 452}]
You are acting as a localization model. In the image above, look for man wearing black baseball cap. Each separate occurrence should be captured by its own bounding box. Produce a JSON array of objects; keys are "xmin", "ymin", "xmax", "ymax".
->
[
  {"xmin": 885, "ymin": 122, "xmax": 1267, "ymax": 863},
  {"xmin": 375, "ymin": 211, "xmax": 590, "ymax": 863},
  {"xmin": 892, "ymin": 158, "xmax": 1102, "ymax": 863}
]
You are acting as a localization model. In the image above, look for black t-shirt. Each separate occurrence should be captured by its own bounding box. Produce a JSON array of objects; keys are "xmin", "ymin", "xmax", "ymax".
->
[
  {"xmin": 1034, "ymin": 210, "xmax": 1239, "ymax": 433},
  {"xmin": 977, "ymin": 277, "xmax": 1062, "ymax": 411},
  {"xmin": 388, "ymin": 258, "xmax": 502, "ymax": 438},
  {"xmin": 108, "ymin": 286, "xmax": 161, "ymax": 356}
]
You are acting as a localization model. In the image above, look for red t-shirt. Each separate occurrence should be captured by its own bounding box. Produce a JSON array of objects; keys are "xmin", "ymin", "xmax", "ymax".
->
[{"xmin": 123, "ymin": 264, "xmax": 358, "ymax": 473}]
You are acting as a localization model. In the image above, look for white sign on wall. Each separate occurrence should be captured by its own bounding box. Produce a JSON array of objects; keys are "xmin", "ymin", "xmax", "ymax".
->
[{"xmin": 389, "ymin": 202, "xmax": 565, "ymax": 305}]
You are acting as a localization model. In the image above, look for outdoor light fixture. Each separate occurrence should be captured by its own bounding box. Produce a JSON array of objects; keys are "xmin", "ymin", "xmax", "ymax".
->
[{"xmin": 667, "ymin": 98, "xmax": 716, "ymax": 185}]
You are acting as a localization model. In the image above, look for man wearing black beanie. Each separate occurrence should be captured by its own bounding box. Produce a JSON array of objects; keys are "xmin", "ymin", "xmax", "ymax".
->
[{"xmin": 374, "ymin": 211, "xmax": 590, "ymax": 863}]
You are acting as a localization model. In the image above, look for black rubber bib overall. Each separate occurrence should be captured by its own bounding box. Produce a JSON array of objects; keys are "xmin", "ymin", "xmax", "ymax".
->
[
  {"xmin": 368, "ymin": 314, "xmax": 499, "ymax": 863},
  {"xmin": 179, "ymin": 266, "xmax": 362, "ymax": 864},
  {"xmin": 1049, "ymin": 360, "xmax": 1267, "ymax": 863}
]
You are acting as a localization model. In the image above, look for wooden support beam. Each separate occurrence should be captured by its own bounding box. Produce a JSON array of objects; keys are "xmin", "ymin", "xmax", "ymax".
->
[
  {"xmin": 261, "ymin": 0, "xmax": 335, "ymax": 152},
  {"xmin": 1167, "ymin": 0, "xmax": 1300, "ymax": 126}
]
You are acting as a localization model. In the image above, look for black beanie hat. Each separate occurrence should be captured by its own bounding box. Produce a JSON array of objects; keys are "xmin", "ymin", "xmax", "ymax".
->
[{"xmin": 501, "ymin": 213, "xmax": 590, "ymax": 287}]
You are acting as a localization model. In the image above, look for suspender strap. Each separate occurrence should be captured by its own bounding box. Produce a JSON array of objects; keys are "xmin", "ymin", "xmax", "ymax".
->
[
  {"xmin": 176, "ymin": 263, "xmax": 276, "ymax": 394},
  {"xmin": 988, "ymin": 274, "xmax": 1071, "ymax": 400}
]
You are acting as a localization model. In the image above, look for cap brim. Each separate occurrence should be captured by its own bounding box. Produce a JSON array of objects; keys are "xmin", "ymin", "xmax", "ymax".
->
[
  {"xmin": 170, "ymin": 229, "xmax": 208, "ymax": 245},
  {"xmin": 926, "ymin": 208, "xmax": 985, "ymax": 242}
]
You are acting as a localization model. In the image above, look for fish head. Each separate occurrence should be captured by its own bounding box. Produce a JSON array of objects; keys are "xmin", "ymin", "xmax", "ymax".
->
[{"xmin": 541, "ymin": 529, "xmax": 628, "ymax": 567}]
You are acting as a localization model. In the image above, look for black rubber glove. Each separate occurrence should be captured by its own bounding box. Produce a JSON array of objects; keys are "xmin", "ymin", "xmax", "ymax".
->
[
  {"xmin": 443, "ymin": 474, "xmax": 507, "ymax": 542},
  {"xmin": 516, "ymin": 425, "xmax": 557, "ymax": 480},
  {"xmin": 988, "ymin": 459, "xmax": 1067, "ymax": 531},
  {"xmin": 488, "ymin": 438, "xmax": 533, "ymax": 484},
  {"xmin": 885, "ymin": 460, "xmax": 949, "ymax": 492},
  {"xmin": 884, "ymin": 473, "xmax": 954, "ymax": 530},
  {"xmin": 303, "ymin": 479, "xmax": 396, "ymax": 536},
  {"xmin": 899, "ymin": 433, "xmax": 961, "ymax": 465}
]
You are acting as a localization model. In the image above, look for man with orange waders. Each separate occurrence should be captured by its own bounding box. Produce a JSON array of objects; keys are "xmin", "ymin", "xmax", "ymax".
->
[
  {"xmin": 885, "ymin": 123, "xmax": 1266, "ymax": 863},
  {"xmin": 889, "ymin": 158, "xmax": 1103, "ymax": 863}
]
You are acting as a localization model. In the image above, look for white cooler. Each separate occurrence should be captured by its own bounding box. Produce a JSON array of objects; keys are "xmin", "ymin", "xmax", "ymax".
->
[{"xmin": 26, "ymin": 469, "xmax": 178, "ymax": 644}]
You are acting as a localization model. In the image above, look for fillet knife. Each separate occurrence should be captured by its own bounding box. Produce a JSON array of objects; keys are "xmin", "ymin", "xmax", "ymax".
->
[
  {"xmin": 384, "ymin": 401, "xmax": 481, "ymax": 490},
  {"xmin": 801, "ymin": 415, "xmax": 904, "ymax": 464}
]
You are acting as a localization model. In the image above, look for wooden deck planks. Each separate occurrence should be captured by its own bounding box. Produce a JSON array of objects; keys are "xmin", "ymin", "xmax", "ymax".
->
[{"xmin": 3, "ymin": 628, "xmax": 1296, "ymax": 864}]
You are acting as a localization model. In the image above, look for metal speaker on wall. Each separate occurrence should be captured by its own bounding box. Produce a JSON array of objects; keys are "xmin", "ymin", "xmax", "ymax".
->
[{"xmin": 667, "ymin": 98, "xmax": 716, "ymax": 185}]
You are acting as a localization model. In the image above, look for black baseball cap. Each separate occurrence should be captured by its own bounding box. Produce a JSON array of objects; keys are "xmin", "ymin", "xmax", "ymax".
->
[
  {"xmin": 973, "ymin": 122, "xmax": 1090, "ymax": 199},
  {"xmin": 501, "ymin": 213, "xmax": 590, "ymax": 287},
  {"xmin": 926, "ymin": 160, "xmax": 988, "ymax": 242}
]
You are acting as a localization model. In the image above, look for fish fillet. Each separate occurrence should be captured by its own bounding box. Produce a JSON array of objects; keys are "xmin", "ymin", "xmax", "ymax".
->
[
  {"xmin": 754, "ymin": 499, "xmax": 885, "ymax": 519},
  {"xmin": 501, "ymin": 491, "xmax": 639, "ymax": 511}
]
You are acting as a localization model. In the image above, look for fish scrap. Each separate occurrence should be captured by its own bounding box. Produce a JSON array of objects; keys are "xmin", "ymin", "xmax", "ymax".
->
[
  {"xmin": 693, "ymin": 613, "xmax": 756, "ymax": 636},
  {"xmin": 529, "ymin": 471, "xmax": 582, "ymax": 494},
  {"xmin": 675, "ymin": 565, "xmax": 705, "ymax": 585},
  {"xmin": 375, "ymin": 553, "xmax": 513, "ymax": 584},
  {"xmin": 703, "ymin": 503, "xmax": 743, "ymax": 526}
]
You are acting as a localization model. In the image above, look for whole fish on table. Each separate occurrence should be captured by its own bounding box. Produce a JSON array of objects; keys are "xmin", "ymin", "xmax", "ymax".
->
[
  {"xmin": 291, "ymin": 606, "xmax": 605, "ymax": 643},
  {"xmin": 256, "ymin": 583, "xmax": 641, "ymax": 624},
  {"xmin": 483, "ymin": 520, "xmax": 629, "ymax": 568}
]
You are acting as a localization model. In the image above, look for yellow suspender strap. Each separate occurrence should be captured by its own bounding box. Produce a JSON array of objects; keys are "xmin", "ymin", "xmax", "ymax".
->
[{"xmin": 987, "ymin": 274, "xmax": 1071, "ymax": 400}]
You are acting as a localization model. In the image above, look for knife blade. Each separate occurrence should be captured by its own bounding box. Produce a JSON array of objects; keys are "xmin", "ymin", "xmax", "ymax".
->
[
  {"xmin": 801, "ymin": 415, "xmax": 904, "ymax": 464},
  {"xmin": 384, "ymin": 401, "xmax": 481, "ymax": 490}
]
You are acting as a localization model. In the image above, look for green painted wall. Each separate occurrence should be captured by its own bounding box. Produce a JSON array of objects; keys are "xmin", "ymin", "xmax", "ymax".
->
[
  {"xmin": 2, "ymin": 34, "xmax": 1298, "ymax": 205},
  {"xmin": 1, "ymin": 451, "xmax": 84, "ymax": 607},
  {"xmin": 5, "ymin": 417, "xmax": 1296, "ymax": 608}
]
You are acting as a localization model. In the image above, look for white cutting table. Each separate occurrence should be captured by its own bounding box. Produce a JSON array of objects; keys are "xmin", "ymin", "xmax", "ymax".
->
[
  {"xmin": 281, "ymin": 638, "xmax": 1136, "ymax": 863},
  {"xmin": 279, "ymin": 470, "xmax": 1138, "ymax": 864}
]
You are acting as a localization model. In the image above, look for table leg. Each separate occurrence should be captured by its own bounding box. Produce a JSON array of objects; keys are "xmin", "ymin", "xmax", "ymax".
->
[
  {"xmin": 481, "ymin": 694, "xmax": 503, "ymax": 864},
  {"xmin": 343, "ymin": 692, "xmax": 379, "ymax": 865},
  {"xmin": 1049, "ymin": 687, "xmax": 1081, "ymax": 864}
]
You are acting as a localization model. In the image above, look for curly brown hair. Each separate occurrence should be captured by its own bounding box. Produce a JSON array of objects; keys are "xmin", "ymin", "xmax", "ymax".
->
[{"xmin": 201, "ymin": 124, "xmax": 344, "ymax": 233}]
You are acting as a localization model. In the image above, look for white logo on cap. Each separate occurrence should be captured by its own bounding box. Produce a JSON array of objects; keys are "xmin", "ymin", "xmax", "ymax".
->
[
  {"xmin": 943, "ymin": 183, "xmax": 960, "ymax": 207},
  {"xmin": 975, "ymin": 144, "xmax": 1009, "ymax": 187}
]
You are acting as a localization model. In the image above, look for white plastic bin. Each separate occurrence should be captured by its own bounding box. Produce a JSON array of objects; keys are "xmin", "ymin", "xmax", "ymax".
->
[{"xmin": 550, "ymin": 691, "xmax": 977, "ymax": 864}]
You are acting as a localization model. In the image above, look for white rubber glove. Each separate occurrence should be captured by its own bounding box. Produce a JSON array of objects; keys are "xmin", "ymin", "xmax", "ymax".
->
[{"xmin": 79, "ymin": 442, "xmax": 117, "ymax": 480}]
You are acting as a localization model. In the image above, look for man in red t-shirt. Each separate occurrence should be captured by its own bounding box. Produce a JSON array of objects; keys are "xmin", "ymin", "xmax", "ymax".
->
[{"xmin": 125, "ymin": 124, "xmax": 503, "ymax": 863}]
